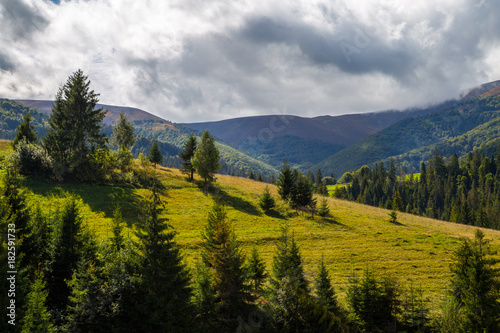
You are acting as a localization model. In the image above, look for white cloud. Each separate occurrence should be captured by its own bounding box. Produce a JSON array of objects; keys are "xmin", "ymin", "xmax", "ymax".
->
[{"xmin": 0, "ymin": 0, "xmax": 499, "ymax": 122}]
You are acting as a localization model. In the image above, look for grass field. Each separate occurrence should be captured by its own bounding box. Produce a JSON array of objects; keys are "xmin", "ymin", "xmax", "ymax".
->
[{"xmin": 17, "ymin": 161, "xmax": 500, "ymax": 313}]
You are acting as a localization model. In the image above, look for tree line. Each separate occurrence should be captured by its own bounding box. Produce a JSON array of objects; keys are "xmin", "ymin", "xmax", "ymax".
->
[{"xmin": 333, "ymin": 148, "xmax": 500, "ymax": 230}]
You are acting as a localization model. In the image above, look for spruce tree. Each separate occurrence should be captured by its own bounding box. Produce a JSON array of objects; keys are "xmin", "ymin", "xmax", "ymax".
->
[
  {"xmin": 247, "ymin": 247, "xmax": 267, "ymax": 290},
  {"xmin": 192, "ymin": 130, "xmax": 221, "ymax": 183},
  {"xmin": 134, "ymin": 176, "xmax": 194, "ymax": 331},
  {"xmin": 43, "ymin": 70, "xmax": 107, "ymax": 174},
  {"xmin": 317, "ymin": 198, "xmax": 330, "ymax": 218},
  {"xmin": 21, "ymin": 273, "xmax": 55, "ymax": 333},
  {"xmin": 258, "ymin": 186, "xmax": 275, "ymax": 213},
  {"xmin": 110, "ymin": 206, "xmax": 124, "ymax": 252},
  {"xmin": 201, "ymin": 198, "xmax": 253, "ymax": 329},
  {"xmin": 13, "ymin": 111, "xmax": 37, "ymax": 148},
  {"xmin": 315, "ymin": 257, "xmax": 338, "ymax": 313},
  {"xmin": 180, "ymin": 134, "xmax": 197, "ymax": 181},
  {"xmin": 148, "ymin": 139, "xmax": 163, "ymax": 167},
  {"xmin": 449, "ymin": 229, "xmax": 500, "ymax": 332},
  {"xmin": 276, "ymin": 162, "xmax": 296, "ymax": 202},
  {"xmin": 111, "ymin": 110, "xmax": 135, "ymax": 151}
]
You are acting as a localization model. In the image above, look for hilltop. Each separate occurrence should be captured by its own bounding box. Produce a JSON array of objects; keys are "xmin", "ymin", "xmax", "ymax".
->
[{"xmin": 11, "ymin": 140, "xmax": 499, "ymax": 310}]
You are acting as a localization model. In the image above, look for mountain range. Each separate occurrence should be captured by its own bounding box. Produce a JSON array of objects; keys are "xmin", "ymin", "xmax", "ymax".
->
[{"xmin": 3, "ymin": 79, "xmax": 500, "ymax": 178}]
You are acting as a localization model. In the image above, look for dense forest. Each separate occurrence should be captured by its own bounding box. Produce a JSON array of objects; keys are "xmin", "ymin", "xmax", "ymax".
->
[{"xmin": 335, "ymin": 148, "xmax": 500, "ymax": 230}]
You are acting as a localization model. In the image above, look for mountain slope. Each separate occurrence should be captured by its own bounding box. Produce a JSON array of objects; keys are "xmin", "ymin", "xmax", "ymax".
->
[
  {"xmin": 313, "ymin": 94, "xmax": 500, "ymax": 177},
  {"xmin": 17, "ymin": 152, "xmax": 500, "ymax": 309}
]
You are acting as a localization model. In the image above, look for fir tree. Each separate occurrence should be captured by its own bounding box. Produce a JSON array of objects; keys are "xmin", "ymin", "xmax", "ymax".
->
[
  {"xmin": 13, "ymin": 111, "xmax": 37, "ymax": 148},
  {"xmin": 276, "ymin": 162, "xmax": 296, "ymax": 202},
  {"xmin": 21, "ymin": 273, "xmax": 55, "ymax": 333},
  {"xmin": 192, "ymin": 130, "xmax": 221, "ymax": 183},
  {"xmin": 110, "ymin": 206, "xmax": 124, "ymax": 252},
  {"xmin": 247, "ymin": 247, "xmax": 267, "ymax": 290},
  {"xmin": 148, "ymin": 139, "xmax": 163, "ymax": 167},
  {"xmin": 134, "ymin": 176, "xmax": 194, "ymax": 331},
  {"xmin": 258, "ymin": 186, "xmax": 276, "ymax": 213},
  {"xmin": 180, "ymin": 134, "xmax": 197, "ymax": 181},
  {"xmin": 201, "ymin": 199, "xmax": 253, "ymax": 329},
  {"xmin": 389, "ymin": 210, "xmax": 398, "ymax": 224},
  {"xmin": 449, "ymin": 229, "xmax": 500, "ymax": 332},
  {"xmin": 315, "ymin": 257, "xmax": 338, "ymax": 313},
  {"xmin": 111, "ymin": 110, "xmax": 135, "ymax": 151},
  {"xmin": 248, "ymin": 171, "xmax": 255, "ymax": 180},
  {"xmin": 43, "ymin": 70, "xmax": 108, "ymax": 175},
  {"xmin": 317, "ymin": 198, "xmax": 330, "ymax": 218}
]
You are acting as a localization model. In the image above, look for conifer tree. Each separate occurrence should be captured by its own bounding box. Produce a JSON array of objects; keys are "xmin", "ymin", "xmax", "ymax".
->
[
  {"xmin": 180, "ymin": 134, "xmax": 197, "ymax": 181},
  {"xmin": 317, "ymin": 198, "xmax": 330, "ymax": 218},
  {"xmin": 192, "ymin": 260, "xmax": 218, "ymax": 332},
  {"xmin": 192, "ymin": 130, "xmax": 221, "ymax": 183},
  {"xmin": 201, "ymin": 199, "xmax": 253, "ymax": 329},
  {"xmin": 315, "ymin": 257, "xmax": 338, "ymax": 313},
  {"xmin": 13, "ymin": 111, "xmax": 37, "ymax": 148},
  {"xmin": 276, "ymin": 162, "xmax": 296, "ymax": 202},
  {"xmin": 247, "ymin": 247, "xmax": 267, "ymax": 290},
  {"xmin": 110, "ymin": 206, "xmax": 124, "ymax": 252},
  {"xmin": 43, "ymin": 70, "xmax": 107, "ymax": 173},
  {"xmin": 449, "ymin": 229, "xmax": 500, "ymax": 332},
  {"xmin": 148, "ymin": 139, "xmax": 163, "ymax": 167},
  {"xmin": 258, "ymin": 186, "xmax": 276, "ymax": 213},
  {"xmin": 21, "ymin": 273, "xmax": 55, "ymax": 333},
  {"xmin": 111, "ymin": 111, "xmax": 135, "ymax": 151},
  {"xmin": 134, "ymin": 176, "xmax": 194, "ymax": 331}
]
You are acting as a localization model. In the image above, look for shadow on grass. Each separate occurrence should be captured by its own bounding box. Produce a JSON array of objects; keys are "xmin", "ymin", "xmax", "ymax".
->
[
  {"xmin": 196, "ymin": 180, "xmax": 261, "ymax": 216},
  {"xmin": 24, "ymin": 179, "xmax": 146, "ymax": 227},
  {"xmin": 316, "ymin": 216, "xmax": 350, "ymax": 228},
  {"xmin": 265, "ymin": 210, "xmax": 287, "ymax": 219}
]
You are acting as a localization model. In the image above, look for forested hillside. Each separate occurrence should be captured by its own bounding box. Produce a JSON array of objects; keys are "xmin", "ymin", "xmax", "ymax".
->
[{"xmin": 313, "ymin": 95, "xmax": 500, "ymax": 177}]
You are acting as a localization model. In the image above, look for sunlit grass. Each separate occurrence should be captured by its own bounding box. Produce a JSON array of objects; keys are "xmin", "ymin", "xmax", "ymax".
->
[{"xmin": 17, "ymin": 162, "xmax": 500, "ymax": 313}]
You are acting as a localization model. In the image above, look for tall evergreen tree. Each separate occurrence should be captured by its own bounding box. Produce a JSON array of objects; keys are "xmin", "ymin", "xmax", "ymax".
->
[
  {"xmin": 192, "ymin": 130, "xmax": 221, "ymax": 183},
  {"xmin": 148, "ymin": 139, "xmax": 163, "ymax": 167},
  {"xmin": 43, "ymin": 70, "xmax": 108, "ymax": 174},
  {"xmin": 134, "ymin": 176, "xmax": 194, "ymax": 331},
  {"xmin": 247, "ymin": 247, "xmax": 267, "ymax": 291},
  {"xmin": 276, "ymin": 162, "xmax": 296, "ymax": 202},
  {"xmin": 449, "ymin": 229, "xmax": 500, "ymax": 332},
  {"xmin": 258, "ymin": 186, "xmax": 276, "ymax": 213},
  {"xmin": 21, "ymin": 273, "xmax": 55, "ymax": 333},
  {"xmin": 315, "ymin": 257, "xmax": 338, "ymax": 313},
  {"xmin": 180, "ymin": 134, "xmax": 197, "ymax": 181},
  {"xmin": 201, "ymin": 199, "xmax": 253, "ymax": 329},
  {"xmin": 111, "ymin": 110, "xmax": 135, "ymax": 151},
  {"xmin": 13, "ymin": 111, "xmax": 37, "ymax": 148}
]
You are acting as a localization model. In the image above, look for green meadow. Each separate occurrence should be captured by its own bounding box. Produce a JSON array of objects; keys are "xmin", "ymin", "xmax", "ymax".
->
[{"xmin": 15, "ymin": 152, "xmax": 500, "ymax": 313}]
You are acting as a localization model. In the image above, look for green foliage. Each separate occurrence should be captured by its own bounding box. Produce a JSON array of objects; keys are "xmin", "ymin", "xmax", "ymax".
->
[
  {"xmin": 192, "ymin": 130, "xmax": 221, "ymax": 183},
  {"xmin": 247, "ymin": 247, "xmax": 267, "ymax": 290},
  {"xmin": 389, "ymin": 210, "xmax": 398, "ymax": 224},
  {"xmin": 10, "ymin": 140, "xmax": 53, "ymax": 177},
  {"xmin": 200, "ymin": 198, "xmax": 253, "ymax": 329},
  {"xmin": 276, "ymin": 162, "xmax": 296, "ymax": 202},
  {"xmin": 258, "ymin": 185, "xmax": 276, "ymax": 213},
  {"xmin": 315, "ymin": 257, "xmax": 338, "ymax": 313},
  {"xmin": 317, "ymin": 198, "xmax": 330, "ymax": 218},
  {"xmin": 21, "ymin": 273, "xmax": 55, "ymax": 333},
  {"xmin": 111, "ymin": 111, "xmax": 136, "ymax": 151},
  {"xmin": 347, "ymin": 269, "xmax": 401, "ymax": 332},
  {"xmin": 448, "ymin": 230, "xmax": 500, "ymax": 332},
  {"xmin": 110, "ymin": 206, "xmax": 124, "ymax": 252},
  {"xmin": 180, "ymin": 134, "xmax": 197, "ymax": 181},
  {"xmin": 13, "ymin": 111, "xmax": 37, "ymax": 148},
  {"xmin": 147, "ymin": 139, "xmax": 163, "ymax": 166},
  {"xmin": 0, "ymin": 98, "xmax": 48, "ymax": 141},
  {"xmin": 43, "ymin": 70, "xmax": 108, "ymax": 181},
  {"xmin": 134, "ymin": 177, "xmax": 194, "ymax": 331}
]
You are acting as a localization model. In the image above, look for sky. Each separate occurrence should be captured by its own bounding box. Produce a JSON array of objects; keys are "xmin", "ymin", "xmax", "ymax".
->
[{"xmin": 1, "ymin": 0, "xmax": 500, "ymax": 123}]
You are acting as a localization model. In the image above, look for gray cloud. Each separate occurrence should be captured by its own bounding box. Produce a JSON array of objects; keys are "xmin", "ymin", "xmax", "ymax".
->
[
  {"xmin": 0, "ymin": 0, "xmax": 48, "ymax": 39},
  {"xmin": 1, "ymin": 0, "xmax": 500, "ymax": 122},
  {"xmin": 0, "ymin": 52, "xmax": 14, "ymax": 72}
]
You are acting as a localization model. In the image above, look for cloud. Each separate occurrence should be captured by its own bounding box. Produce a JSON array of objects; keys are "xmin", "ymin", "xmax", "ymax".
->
[{"xmin": 0, "ymin": 0, "xmax": 500, "ymax": 122}]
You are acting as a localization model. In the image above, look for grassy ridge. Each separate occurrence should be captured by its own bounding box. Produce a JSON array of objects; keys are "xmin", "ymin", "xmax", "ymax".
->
[{"xmin": 19, "ymin": 162, "xmax": 500, "ymax": 312}]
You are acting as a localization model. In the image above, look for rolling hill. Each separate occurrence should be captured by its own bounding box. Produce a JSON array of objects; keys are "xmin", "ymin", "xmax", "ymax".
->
[
  {"xmin": 312, "ymin": 91, "xmax": 500, "ymax": 177},
  {"xmin": 6, "ymin": 139, "xmax": 498, "ymax": 312}
]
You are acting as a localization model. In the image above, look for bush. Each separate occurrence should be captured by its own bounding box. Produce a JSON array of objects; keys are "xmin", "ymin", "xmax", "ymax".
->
[{"xmin": 10, "ymin": 139, "xmax": 53, "ymax": 177}]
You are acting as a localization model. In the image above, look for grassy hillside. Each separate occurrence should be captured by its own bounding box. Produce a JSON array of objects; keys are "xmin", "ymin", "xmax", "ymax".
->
[
  {"xmin": 17, "ymin": 155, "xmax": 500, "ymax": 312},
  {"xmin": 313, "ymin": 95, "xmax": 500, "ymax": 177}
]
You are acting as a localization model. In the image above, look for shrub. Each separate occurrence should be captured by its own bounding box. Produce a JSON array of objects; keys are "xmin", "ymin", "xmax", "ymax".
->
[{"xmin": 10, "ymin": 139, "xmax": 53, "ymax": 177}]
